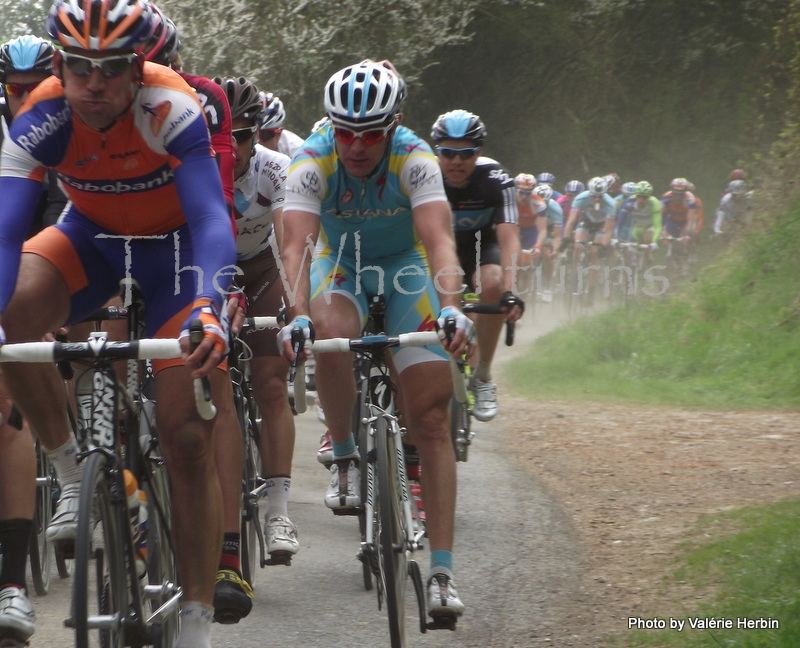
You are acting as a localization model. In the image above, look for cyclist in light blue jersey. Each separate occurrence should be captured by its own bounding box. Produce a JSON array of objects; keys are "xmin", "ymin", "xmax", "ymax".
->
[
  {"xmin": 561, "ymin": 176, "xmax": 617, "ymax": 302},
  {"xmin": 278, "ymin": 60, "xmax": 469, "ymax": 623}
]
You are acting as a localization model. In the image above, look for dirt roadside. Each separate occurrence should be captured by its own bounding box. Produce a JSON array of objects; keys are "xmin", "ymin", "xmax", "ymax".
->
[
  {"xmin": 493, "ymin": 311, "xmax": 800, "ymax": 646},
  {"xmin": 498, "ymin": 395, "xmax": 800, "ymax": 646}
]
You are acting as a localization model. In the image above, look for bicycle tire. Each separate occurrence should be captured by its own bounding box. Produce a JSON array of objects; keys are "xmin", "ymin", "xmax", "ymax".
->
[
  {"xmin": 375, "ymin": 416, "xmax": 408, "ymax": 648},
  {"xmin": 143, "ymin": 458, "xmax": 179, "ymax": 648},
  {"xmin": 240, "ymin": 415, "xmax": 261, "ymax": 585},
  {"xmin": 354, "ymin": 373, "xmax": 374, "ymax": 591},
  {"xmin": 72, "ymin": 452, "xmax": 130, "ymax": 648},
  {"xmin": 29, "ymin": 442, "xmax": 53, "ymax": 595}
]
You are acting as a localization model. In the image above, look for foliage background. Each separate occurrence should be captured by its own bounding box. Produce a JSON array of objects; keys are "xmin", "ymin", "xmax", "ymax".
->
[{"xmin": 1, "ymin": 0, "xmax": 794, "ymax": 211}]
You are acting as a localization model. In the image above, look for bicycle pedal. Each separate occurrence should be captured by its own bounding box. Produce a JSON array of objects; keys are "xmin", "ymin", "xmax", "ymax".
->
[
  {"xmin": 265, "ymin": 552, "xmax": 292, "ymax": 567},
  {"xmin": 213, "ymin": 609, "xmax": 244, "ymax": 625},
  {"xmin": 52, "ymin": 539, "xmax": 75, "ymax": 560},
  {"xmin": 427, "ymin": 613, "xmax": 458, "ymax": 631},
  {"xmin": 331, "ymin": 506, "xmax": 363, "ymax": 517}
]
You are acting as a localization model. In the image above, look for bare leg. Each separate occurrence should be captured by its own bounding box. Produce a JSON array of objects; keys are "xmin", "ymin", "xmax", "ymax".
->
[{"xmin": 157, "ymin": 366, "xmax": 224, "ymax": 606}]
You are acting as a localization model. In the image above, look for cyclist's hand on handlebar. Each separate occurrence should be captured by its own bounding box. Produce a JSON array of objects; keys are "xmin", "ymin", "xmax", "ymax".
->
[
  {"xmin": 499, "ymin": 291, "xmax": 525, "ymax": 323},
  {"xmin": 558, "ymin": 237, "xmax": 573, "ymax": 253},
  {"xmin": 227, "ymin": 292, "xmax": 247, "ymax": 336},
  {"xmin": 435, "ymin": 306, "xmax": 473, "ymax": 357},
  {"xmin": 180, "ymin": 297, "xmax": 229, "ymax": 378},
  {"xmin": 278, "ymin": 315, "xmax": 315, "ymax": 363}
]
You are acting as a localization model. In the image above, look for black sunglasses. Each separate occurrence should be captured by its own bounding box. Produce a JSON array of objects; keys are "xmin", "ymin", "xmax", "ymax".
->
[{"xmin": 436, "ymin": 146, "xmax": 479, "ymax": 161}]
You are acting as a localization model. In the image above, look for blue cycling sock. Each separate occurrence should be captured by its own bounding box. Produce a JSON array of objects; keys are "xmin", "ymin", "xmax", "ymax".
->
[
  {"xmin": 430, "ymin": 550, "xmax": 453, "ymax": 575},
  {"xmin": 332, "ymin": 435, "xmax": 357, "ymax": 459}
]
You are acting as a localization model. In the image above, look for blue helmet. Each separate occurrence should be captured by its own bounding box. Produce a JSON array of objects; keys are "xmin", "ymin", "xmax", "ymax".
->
[
  {"xmin": 0, "ymin": 35, "xmax": 55, "ymax": 82},
  {"xmin": 536, "ymin": 172, "xmax": 555, "ymax": 185},
  {"xmin": 564, "ymin": 180, "xmax": 585, "ymax": 195},
  {"xmin": 430, "ymin": 109, "xmax": 486, "ymax": 144}
]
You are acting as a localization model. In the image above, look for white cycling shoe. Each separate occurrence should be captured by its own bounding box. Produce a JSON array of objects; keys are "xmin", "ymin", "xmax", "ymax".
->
[{"xmin": 0, "ymin": 586, "xmax": 35, "ymax": 643}]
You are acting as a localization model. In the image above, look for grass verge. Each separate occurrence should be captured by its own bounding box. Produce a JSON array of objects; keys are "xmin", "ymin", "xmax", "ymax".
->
[{"xmin": 618, "ymin": 499, "xmax": 800, "ymax": 647}]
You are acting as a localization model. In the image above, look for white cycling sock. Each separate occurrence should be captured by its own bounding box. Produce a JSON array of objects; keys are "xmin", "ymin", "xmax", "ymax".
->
[
  {"xmin": 265, "ymin": 476, "xmax": 291, "ymax": 519},
  {"xmin": 175, "ymin": 602, "xmax": 213, "ymax": 648},
  {"xmin": 46, "ymin": 437, "xmax": 83, "ymax": 486}
]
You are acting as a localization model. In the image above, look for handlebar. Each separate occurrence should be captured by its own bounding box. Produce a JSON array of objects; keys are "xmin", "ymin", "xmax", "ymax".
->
[
  {"xmin": 0, "ymin": 335, "xmax": 215, "ymax": 420},
  {"xmin": 461, "ymin": 302, "xmax": 515, "ymax": 346}
]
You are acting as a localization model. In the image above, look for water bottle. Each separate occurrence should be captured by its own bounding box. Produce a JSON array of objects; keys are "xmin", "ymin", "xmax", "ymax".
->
[{"xmin": 123, "ymin": 469, "xmax": 148, "ymax": 578}]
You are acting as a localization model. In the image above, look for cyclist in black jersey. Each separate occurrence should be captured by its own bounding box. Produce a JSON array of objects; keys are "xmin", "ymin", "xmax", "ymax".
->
[{"xmin": 431, "ymin": 109, "xmax": 524, "ymax": 422}]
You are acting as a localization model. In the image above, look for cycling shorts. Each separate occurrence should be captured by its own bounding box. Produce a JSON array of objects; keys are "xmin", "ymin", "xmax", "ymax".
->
[
  {"xmin": 520, "ymin": 226, "xmax": 538, "ymax": 249},
  {"xmin": 309, "ymin": 248, "xmax": 448, "ymax": 372},
  {"xmin": 455, "ymin": 225, "xmax": 501, "ymax": 292},
  {"xmin": 23, "ymin": 209, "xmax": 212, "ymax": 373},
  {"xmin": 630, "ymin": 223, "xmax": 654, "ymax": 244},
  {"xmin": 662, "ymin": 216, "xmax": 685, "ymax": 238},
  {"xmin": 238, "ymin": 247, "xmax": 283, "ymax": 358},
  {"xmin": 576, "ymin": 217, "xmax": 607, "ymax": 239}
]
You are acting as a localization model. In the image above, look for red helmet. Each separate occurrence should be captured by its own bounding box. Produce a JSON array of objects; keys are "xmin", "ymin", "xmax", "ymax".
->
[{"xmin": 729, "ymin": 169, "xmax": 746, "ymax": 180}]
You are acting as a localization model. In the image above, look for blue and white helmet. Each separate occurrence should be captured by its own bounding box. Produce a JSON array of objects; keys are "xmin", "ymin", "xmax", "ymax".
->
[
  {"xmin": 430, "ymin": 109, "xmax": 486, "ymax": 144},
  {"xmin": 0, "ymin": 35, "xmax": 55, "ymax": 82},
  {"xmin": 564, "ymin": 180, "xmax": 585, "ymax": 195},
  {"xmin": 324, "ymin": 60, "xmax": 403, "ymax": 129},
  {"xmin": 536, "ymin": 172, "xmax": 555, "ymax": 185}
]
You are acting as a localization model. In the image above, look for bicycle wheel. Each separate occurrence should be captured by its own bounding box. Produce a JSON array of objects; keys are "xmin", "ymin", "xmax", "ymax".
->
[
  {"xmin": 375, "ymin": 416, "xmax": 408, "ymax": 648},
  {"xmin": 29, "ymin": 442, "xmax": 53, "ymax": 595},
  {"xmin": 72, "ymin": 452, "xmax": 131, "ymax": 648},
  {"xmin": 240, "ymin": 410, "xmax": 262, "ymax": 584},
  {"xmin": 143, "ymin": 457, "xmax": 180, "ymax": 648},
  {"xmin": 355, "ymin": 383, "xmax": 373, "ymax": 591}
]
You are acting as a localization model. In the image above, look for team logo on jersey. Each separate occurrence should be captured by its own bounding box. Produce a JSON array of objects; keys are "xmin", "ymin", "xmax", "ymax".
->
[
  {"xmin": 331, "ymin": 271, "xmax": 347, "ymax": 287},
  {"xmin": 418, "ymin": 314, "xmax": 436, "ymax": 332},
  {"xmin": 341, "ymin": 189, "xmax": 354, "ymax": 205},
  {"xmin": 141, "ymin": 100, "xmax": 172, "ymax": 136}
]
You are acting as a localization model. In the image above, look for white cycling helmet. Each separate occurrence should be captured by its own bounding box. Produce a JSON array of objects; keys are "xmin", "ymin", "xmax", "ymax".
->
[
  {"xmin": 587, "ymin": 176, "xmax": 608, "ymax": 196},
  {"xmin": 259, "ymin": 91, "xmax": 286, "ymax": 130},
  {"xmin": 533, "ymin": 184, "xmax": 553, "ymax": 202},
  {"xmin": 324, "ymin": 61, "xmax": 403, "ymax": 129}
]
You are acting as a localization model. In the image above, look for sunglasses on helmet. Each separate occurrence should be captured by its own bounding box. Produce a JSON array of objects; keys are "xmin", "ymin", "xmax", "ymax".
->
[
  {"xmin": 435, "ymin": 146, "xmax": 479, "ymax": 161},
  {"xmin": 61, "ymin": 51, "xmax": 138, "ymax": 79},
  {"xmin": 232, "ymin": 126, "xmax": 257, "ymax": 145},
  {"xmin": 3, "ymin": 81, "xmax": 43, "ymax": 97},
  {"xmin": 333, "ymin": 123, "xmax": 393, "ymax": 147}
]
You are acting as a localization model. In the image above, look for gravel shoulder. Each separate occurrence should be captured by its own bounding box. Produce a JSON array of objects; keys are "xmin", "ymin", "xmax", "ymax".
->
[{"xmin": 500, "ymin": 393, "xmax": 800, "ymax": 646}]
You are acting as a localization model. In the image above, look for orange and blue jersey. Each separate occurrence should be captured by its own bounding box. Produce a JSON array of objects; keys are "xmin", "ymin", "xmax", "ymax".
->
[{"xmin": 0, "ymin": 63, "xmax": 235, "ymax": 315}]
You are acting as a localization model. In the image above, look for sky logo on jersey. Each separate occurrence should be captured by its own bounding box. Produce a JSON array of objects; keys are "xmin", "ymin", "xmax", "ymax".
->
[
  {"xmin": 141, "ymin": 100, "xmax": 172, "ymax": 136},
  {"xmin": 58, "ymin": 165, "xmax": 174, "ymax": 194}
]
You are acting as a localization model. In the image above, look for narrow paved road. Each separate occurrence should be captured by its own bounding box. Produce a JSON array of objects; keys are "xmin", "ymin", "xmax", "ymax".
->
[{"xmin": 27, "ymin": 307, "xmax": 585, "ymax": 647}]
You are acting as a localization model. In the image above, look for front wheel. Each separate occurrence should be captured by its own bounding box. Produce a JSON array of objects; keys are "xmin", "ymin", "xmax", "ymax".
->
[
  {"xmin": 29, "ymin": 442, "xmax": 53, "ymax": 595},
  {"xmin": 72, "ymin": 452, "xmax": 131, "ymax": 648},
  {"xmin": 375, "ymin": 417, "xmax": 408, "ymax": 648}
]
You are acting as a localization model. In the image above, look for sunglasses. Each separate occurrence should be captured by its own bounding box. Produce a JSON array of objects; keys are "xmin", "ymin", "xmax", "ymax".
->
[
  {"xmin": 62, "ymin": 51, "xmax": 138, "ymax": 79},
  {"xmin": 436, "ymin": 146, "xmax": 479, "ymax": 161},
  {"xmin": 333, "ymin": 124, "xmax": 393, "ymax": 147},
  {"xmin": 4, "ymin": 81, "xmax": 43, "ymax": 97},
  {"xmin": 232, "ymin": 126, "xmax": 257, "ymax": 144}
]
